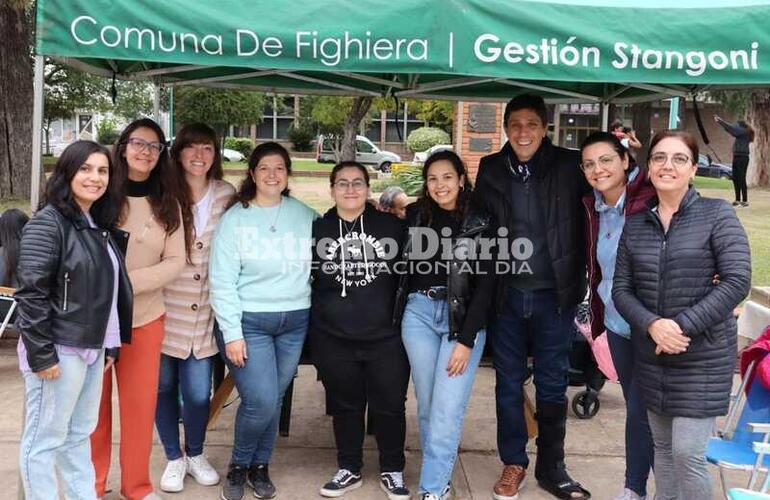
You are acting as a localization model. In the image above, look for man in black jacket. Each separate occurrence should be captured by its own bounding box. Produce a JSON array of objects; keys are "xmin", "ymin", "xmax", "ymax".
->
[{"xmin": 474, "ymin": 94, "xmax": 591, "ymax": 500}]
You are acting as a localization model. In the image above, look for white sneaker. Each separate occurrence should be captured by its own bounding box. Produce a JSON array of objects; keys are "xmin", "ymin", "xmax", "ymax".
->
[
  {"xmin": 160, "ymin": 457, "xmax": 187, "ymax": 492},
  {"xmin": 186, "ymin": 454, "xmax": 220, "ymax": 486},
  {"xmin": 613, "ymin": 488, "xmax": 646, "ymax": 500}
]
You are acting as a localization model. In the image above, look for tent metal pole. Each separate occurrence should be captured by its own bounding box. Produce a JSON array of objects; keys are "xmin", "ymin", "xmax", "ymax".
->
[
  {"xmin": 552, "ymin": 104, "xmax": 561, "ymax": 145},
  {"xmin": 153, "ymin": 80, "xmax": 161, "ymax": 124},
  {"xmin": 30, "ymin": 55, "xmax": 44, "ymax": 213},
  {"xmin": 601, "ymin": 102, "xmax": 610, "ymax": 131}
]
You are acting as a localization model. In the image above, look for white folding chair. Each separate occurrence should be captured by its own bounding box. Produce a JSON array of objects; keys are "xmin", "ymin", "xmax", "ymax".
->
[{"xmin": 0, "ymin": 286, "xmax": 17, "ymax": 338}]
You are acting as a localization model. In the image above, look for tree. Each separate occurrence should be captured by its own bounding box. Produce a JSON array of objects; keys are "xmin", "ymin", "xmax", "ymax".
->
[
  {"xmin": 111, "ymin": 80, "xmax": 155, "ymax": 121},
  {"xmin": 0, "ymin": 0, "xmax": 33, "ymax": 199},
  {"xmin": 43, "ymin": 63, "xmax": 108, "ymax": 154},
  {"xmin": 174, "ymin": 87, "xmax": 265, "ymax": 142},
  {"xmin": 310, "ymin": 96, "xmax": 374, "ymax": 162},
  {"xmin": 747, "ymin": 91, "xmax": 770, "ymax": 187},
  {"xmin": 408, "ymin": 99, "xmax": 455, "ymax": 135}
]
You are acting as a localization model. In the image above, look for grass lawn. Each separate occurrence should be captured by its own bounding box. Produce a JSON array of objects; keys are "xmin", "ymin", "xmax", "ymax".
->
[
  {"xmin": 223, "ymin": 159, "xmax": 332, "ymax": 172},
  {"xmin": 4, "ymin": 174, "xmax": 769, "ymax": 287}
]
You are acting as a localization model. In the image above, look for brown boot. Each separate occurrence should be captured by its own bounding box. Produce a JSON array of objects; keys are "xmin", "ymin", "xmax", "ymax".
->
[{"xmin": 493, "ymin": 465, "xmax": 526, "ymax": 500}]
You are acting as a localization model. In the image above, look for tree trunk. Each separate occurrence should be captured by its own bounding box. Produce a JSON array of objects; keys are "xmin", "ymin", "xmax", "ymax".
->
[
  {"xmin": 341, "ymin": 97, "xmax": 373, "ymax": 162},
  {"xmin": 748, "ymin": 91, "xmax": 770, "ymax": 188},
  {"xmin": 0, "ymin": 2, "xmax": 33, "ymax": 199},
  {"xmin": 631, "ymin": 102, "xmax": 653, "ymax": 166}
]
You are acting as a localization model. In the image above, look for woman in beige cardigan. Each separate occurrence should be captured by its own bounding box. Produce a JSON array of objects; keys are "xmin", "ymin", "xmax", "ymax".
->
[
  {"xmin": 91, "ymin": 118, "xmax": 186, "ymax": 500},
  {"xmin": 155, "ymin": 123, "xmax": 235, "ymax": 493}
]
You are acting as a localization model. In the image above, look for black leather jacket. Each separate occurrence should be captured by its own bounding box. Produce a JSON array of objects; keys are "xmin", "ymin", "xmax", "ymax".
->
[
  {"xmin": 15, "ymin": 204, "xmax": 133, "ymax": 372},
  {"xmin": 393, "ymin": 204, "xmax": 495, "ymax": 347}
]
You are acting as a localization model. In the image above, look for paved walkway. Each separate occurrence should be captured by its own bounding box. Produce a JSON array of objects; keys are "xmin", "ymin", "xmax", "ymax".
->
[{"xmin": 0, "ymin": 351, "xmax": 750, "ymax": 499}]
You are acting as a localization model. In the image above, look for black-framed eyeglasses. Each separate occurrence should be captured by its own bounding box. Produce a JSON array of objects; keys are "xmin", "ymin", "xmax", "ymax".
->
[{"xmin": 125, "ymin": 137, "xmax": 166, "ymax": 155}]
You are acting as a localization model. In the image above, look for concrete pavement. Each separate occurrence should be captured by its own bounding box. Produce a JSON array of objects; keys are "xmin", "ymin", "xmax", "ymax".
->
[{"xmin": 0, "ymin": 350, "xmax": 752, "ymax": 499}]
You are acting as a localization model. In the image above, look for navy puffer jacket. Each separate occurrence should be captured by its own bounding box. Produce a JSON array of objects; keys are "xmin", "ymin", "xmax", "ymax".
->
[{"xmin": 612, "ymin": 188, "xmax": 751, "ymax": 418}]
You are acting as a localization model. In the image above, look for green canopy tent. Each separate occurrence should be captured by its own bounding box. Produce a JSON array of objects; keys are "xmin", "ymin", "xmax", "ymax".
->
[{"xmin": 32, "ymin": 0, "xmax": 770, "ymax": 206}]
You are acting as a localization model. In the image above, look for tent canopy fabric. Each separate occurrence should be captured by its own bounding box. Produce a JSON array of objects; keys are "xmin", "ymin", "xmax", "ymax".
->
[{"xmin": 35, "ymin": 0, "xmax": 770, "ymax": 102}]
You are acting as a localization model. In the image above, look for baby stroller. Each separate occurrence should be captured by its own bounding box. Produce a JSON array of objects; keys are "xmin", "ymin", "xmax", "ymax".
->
[{"xmin": 568, "ymin": 302, "xmax": 607, "ymax": 419}]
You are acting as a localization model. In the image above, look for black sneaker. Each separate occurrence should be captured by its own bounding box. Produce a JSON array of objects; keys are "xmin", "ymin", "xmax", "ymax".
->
[
  {"xmin": 380, "ymin": 471, "xmax": 410, "ymax": 500},
  {"xmin": 248, "ymin": 464, "xmax": 276, "ymax": 499},
  {"xmin": 742, "ymin": 201, "xmax": 750, "ymax": 207},
  {"xmin": 733, "ymin": 200, "xmax": 742, "ymax": 207},
  {"xmin": 320, "ymin": 469, "xmax": 363, "ymax": 497},
  {"xmin": 222, "ymin": 464, "xmax": 248, "ymax": 500}
]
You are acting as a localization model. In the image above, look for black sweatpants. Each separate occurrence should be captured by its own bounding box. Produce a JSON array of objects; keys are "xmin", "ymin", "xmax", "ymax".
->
[
  {"xmin": 312, "ymin": 333, "xmax": 410, "ymax": 473},
  {"xmin": 732, "ymin": 154, "xmax": 749, "ymax": 203}
]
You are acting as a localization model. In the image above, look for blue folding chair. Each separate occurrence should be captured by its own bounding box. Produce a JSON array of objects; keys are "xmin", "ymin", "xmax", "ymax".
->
[
  {"xmin": 708, "ymin": 361, "xmax": 770, "ymax": 498},
  {"xmin": 729, "ymin": 441, "xmax": 770, "ymax": 499}
]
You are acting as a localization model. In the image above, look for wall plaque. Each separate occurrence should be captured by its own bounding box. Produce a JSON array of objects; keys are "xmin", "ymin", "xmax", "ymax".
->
[
  {"xmin": 469, "ymin": 138, "xmax": 493, "ymax": 152},
  {"xmin": 468, "ymin": 104, "xmax": 497, "ymax": 133}
]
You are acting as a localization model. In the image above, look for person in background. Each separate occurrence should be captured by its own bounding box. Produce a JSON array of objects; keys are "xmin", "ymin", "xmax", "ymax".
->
[
  {"xmin": 210, "ymin": 141, "xmax": 317, "ymax": 500},
  {"xmin": 579, "ymin": 132, "xmax": 656, "ymax": 500},
  {"xmin": 155, "ymin": 123, "xmax": 235, "ymax": 493},
  {"xmin": 395, "ymin": 150, "xmax": 495, "ymax": 500},
  {"xmin": 0, "ymin": 208, "xmax": 29, "ymax": 288},
  {"xmin": 714, "ymin": 115, "xmax": 755, "ymax": 207},
  {"xmin": 16, "ymin": 140, "xmax": 132, "ymax": 500},
  {"xmin": 378, "ymin": 186, "xmax": 410, "ymax": 219},
  {"xmin": 91, "ymin": 118, "xmax": 187, "ymax": 500},
  {"xmin": 311, "ymin": 161, "xmax": 410, "ymax": 500},
  {"xmin": 613, "ymin": 130, "xmax": 751, "ymax": 500}
]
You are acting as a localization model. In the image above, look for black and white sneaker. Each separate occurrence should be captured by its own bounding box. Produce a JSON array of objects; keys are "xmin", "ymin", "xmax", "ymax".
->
[
  {"xmin": 320, "ymin": 469, "xmax": 363, "ymax": 497},
  {"xmin": 247, "ymin": 464, "xmax": 276, "ymax": 499},
  {"xmin": 221, "ymin": 464, "xmax": 248, "ymax": 500},
  {"xmin": 380, "ymin": 471, "xmax": 410, "ymax": 500}
]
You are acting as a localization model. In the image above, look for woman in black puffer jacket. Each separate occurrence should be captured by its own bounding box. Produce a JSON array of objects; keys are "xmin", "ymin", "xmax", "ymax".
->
[{"xmin": 612, "ymin": 130, "xmax": 751, "ymax": 500}]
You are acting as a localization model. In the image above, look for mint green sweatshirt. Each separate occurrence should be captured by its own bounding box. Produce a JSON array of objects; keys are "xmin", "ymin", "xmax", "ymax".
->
[{"xmin": 209, "ymin": 196, "xmax": 317, "ymax": 343}]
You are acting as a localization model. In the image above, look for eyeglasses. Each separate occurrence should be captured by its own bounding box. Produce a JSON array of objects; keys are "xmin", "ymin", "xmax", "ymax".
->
[
  {"xmin": 334, "ymin": 179, "xmax": 367, "ymax": 191},
  {"xmin": 649, "ymin": 152, "xmax": 692, "ymax": 169},
  {"xmin": 580, "ymin": 154, "xmax": 620, "ymax": 173},
  {"xmin": 126, "ymin": 138, "xmax": 166, "ymax": 155}
]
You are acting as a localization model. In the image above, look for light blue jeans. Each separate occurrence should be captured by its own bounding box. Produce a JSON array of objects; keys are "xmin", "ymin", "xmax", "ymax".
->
[
  {"xmin": 401, "ymin": 293, "xmax": 486, "ymax": 495},
  {"xmin": 20, "ymin": 349, "xmax": 105, "ymax": 500},
  {"xmin": 215, "ymin": 309, "xmax": 309, "ymax": 466}
]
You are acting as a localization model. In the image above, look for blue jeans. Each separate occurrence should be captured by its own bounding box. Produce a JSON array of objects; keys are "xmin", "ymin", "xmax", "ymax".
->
[
  {"xmin": 492, "ymin": 287, "xmax": 575, "ymax": 467},
  {"xmin": 155, "ymin": 353, "xmax": 214, "ymax": 460},
  {"xmin": 216, "ymin": 309, "xmax": 309, "ymax": 466},
  {"xmin": 20, "ymin": 350, "xmax": 105, "ymax": 500},
  {"xmin": 607, "ymin": 330, "xmax": 654, "ymax": 497},
  {"xmin": 402, "ymin": 294, "xmax": 486, "ymax": 496}
]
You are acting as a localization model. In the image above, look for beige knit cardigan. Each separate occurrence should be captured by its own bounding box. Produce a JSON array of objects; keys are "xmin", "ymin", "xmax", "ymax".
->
[{"xmin": 162, "ymin": 179, "xmax": 236, "ymax": 359}]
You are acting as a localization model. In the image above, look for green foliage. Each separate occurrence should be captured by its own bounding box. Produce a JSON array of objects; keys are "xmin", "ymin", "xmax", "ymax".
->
[
  {"xmin": 393, "ymin": 164, "xmax": 424, "ymax": 196},
  {"xmin": 96, "ymin": 118, "xmax": 119, "ymax": 145},
  {"xmin": 110, "ymin": 80, "xmax": 155, "ymax": 121},
  {"xmin": 406, "ymin": 127, "xmax": 451, "ymax": 153},
  {"xmin": 708, "ymin": 91, "xmax": 750, "ymax": 118},
  {"xmin": 175, "ymin": 87, "xmax": 265, "ymax": 136},
  {"xmin": 409, "ymin": 100, "xmax": 455, "ymax": 134},
  {"xmin": 309, "ymin": 96, "xmax": 353, "ymax": 136},
  {"xmin": 224, "ymin": 137, "xmax": 254, "ymax": 158},
  {"xmin": 288, "ymin": 122, "xmax": 316, "ymax": 151}
]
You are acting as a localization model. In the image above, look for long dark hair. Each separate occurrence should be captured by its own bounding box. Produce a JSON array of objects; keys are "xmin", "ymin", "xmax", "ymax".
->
[
  {"xmin": 0, "ymin": 208, "xmax": 29, "ymax": 285},
  {"xmin": 43, "ymin": 140, "xmax": 123, "ymax": 228},
  {"xmin": 171, "ymin": 123, "xmax": 223, "ymax": 257},
  {"xmin": 229, "ymin": 141, "xmax": 291, "ymax": 209},
  {"xmin": 416, "ymin": 150, "xmax": 473, "ymax": 226},
  {"xmin": 114, "ymin": 118, "xmax": 184, "ymax": 235}
]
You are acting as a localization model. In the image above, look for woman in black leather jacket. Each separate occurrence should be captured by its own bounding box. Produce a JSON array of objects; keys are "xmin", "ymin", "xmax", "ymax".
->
[
  {"xmin": 15, "ymin": 140, "xmax": 132, "ymax": 500},
  {"xmin": 394, "ymin": 150, "xmax": 495, "ymax": 500}
]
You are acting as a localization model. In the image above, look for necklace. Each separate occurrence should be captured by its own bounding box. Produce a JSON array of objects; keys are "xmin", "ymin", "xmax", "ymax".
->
[
  {"xmin": 342, "ymin": 217, "xmax": 358, "ymax": 236},
  {"xmin": 254, "ymin": 197, "xmax": 282, "ymax": 232}
]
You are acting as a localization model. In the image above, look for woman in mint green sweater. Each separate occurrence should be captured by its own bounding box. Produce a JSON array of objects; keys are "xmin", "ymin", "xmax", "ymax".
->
[{"xmin": 210, "ymin": 142, "xmax": 316, "ymax": 500}]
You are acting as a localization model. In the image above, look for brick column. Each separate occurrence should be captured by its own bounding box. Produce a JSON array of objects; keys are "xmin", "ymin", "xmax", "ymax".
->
[{"xmin": 455, "ymin": 101, "xmax": 505, "ymax": 181}]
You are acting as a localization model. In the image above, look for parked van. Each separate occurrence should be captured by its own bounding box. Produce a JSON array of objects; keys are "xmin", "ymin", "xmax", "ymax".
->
[{"xmin": 316, "ymin": 135, "xmax": 401, "ymax": 172}]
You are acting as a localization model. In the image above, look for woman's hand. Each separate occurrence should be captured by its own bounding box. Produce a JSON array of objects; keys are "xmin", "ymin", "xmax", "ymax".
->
[
  {"xmin": 104, "ymin": 356, "xmax": 116, "ymax": 373},
  {"xmin": 36, "ymin": 364, "xmax": 61, "ymax": 380},
  {"xmin": 225, "ymin": 339, "xmax": 248, "ymax": 368},
  {"xmin": 446, "ymin": 343, "xmax": 472, "ymax": 377},
  {"xmin": 648, "ymin": 318, "xmax": 690, "ymax": 355}
]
